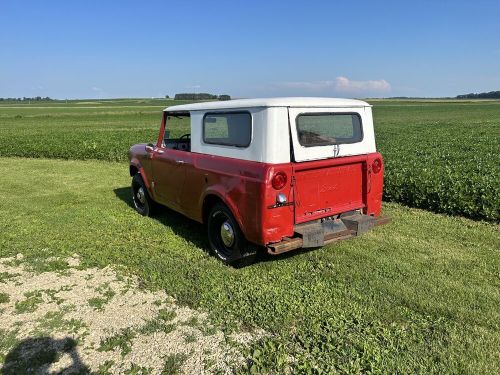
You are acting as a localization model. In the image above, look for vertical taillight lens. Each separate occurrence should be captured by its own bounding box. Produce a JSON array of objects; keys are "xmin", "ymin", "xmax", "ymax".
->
[
  {"xmin": 271, "ymin": 171, "xmax": 287, "ymax": 190},
  {"xmin": 372, "ymin": 158, "xmax": 382, "ymax": 174}
]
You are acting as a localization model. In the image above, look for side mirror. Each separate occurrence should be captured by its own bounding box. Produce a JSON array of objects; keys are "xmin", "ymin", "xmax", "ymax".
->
[{"xmin": 145, "ymin": 143, "xmax": 155, "ymax": 152}]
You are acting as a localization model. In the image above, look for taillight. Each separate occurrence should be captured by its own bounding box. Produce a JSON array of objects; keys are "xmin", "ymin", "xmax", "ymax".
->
[
  {"xmin": 372, "ymin": 158, "xmax": 382, "ymax": 174},
  {"xmin": 271, "ymin": 171, "xmax": 287, "ymax": 190}
]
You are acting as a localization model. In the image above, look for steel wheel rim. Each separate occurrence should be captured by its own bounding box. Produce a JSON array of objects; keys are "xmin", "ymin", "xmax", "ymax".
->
[
  {"xmin": 132, "ymin": 182, "xmax": 145, "ymax": 210},
  {"xmin": 220, "ymin": 220, "xmax": 235, "ymax": 248},
  {"xmin": 210, "ymin": 210, "xmax": 236, "ymax": 260},
  {"xmin": 136, "ymin": 187, "xmax": 146, "ymax": 205}
]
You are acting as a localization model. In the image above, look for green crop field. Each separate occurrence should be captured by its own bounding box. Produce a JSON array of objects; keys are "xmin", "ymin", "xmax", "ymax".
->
[
  {"xmin": 0, "ymin": 98, "xmax": 498, "ymax": 221},
  {"xmin": 0, "ymin": 99, "xmax": 499, "ymax": 373},
  {"xmin": 373, "ymin": 100, "xmax": 500, "ymax": 222}
]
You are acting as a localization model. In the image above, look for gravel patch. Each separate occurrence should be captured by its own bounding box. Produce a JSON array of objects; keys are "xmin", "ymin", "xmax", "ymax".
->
[{"xmin": 0, "ymin": 254, "xmax": 263, "ymax": 374}]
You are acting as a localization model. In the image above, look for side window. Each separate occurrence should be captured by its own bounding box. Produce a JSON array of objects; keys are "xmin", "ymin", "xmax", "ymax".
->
[
  {"xmin": 203, "ymin": 112, "xmax": 251, "ymax": 147},
  {"xmin": 162, "ymin": 113, "xmax": 191, "ymax": 142},
  {"xmin": 296, "ymin": 113, "xmax": 363, "ymax": 147}
]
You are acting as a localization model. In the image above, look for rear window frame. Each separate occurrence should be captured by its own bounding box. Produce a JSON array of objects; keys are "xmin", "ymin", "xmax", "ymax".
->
[
  {"xmin": 202, "ymin": 111, "xmax": 253, "ymax": 148},
  {"xmin": 295, "ymin": 112, "xmax": 364, "ymax": 148}
]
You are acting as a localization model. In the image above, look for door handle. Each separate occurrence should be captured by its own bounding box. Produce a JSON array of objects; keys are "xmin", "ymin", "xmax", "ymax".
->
[{"xmin": 176, "ymin": 160, "xmax": 185, "ymax": 164}]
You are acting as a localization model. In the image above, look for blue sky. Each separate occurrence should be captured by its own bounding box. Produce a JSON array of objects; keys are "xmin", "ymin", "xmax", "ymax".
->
[{"xmin": 1, "ymin": 0, "xmax": 499, "ymax": 99}]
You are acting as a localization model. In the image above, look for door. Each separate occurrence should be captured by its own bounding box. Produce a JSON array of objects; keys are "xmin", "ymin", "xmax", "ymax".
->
[{"xmin": 151, "ymin": 148, "xmax": 193, "ymax": 209}]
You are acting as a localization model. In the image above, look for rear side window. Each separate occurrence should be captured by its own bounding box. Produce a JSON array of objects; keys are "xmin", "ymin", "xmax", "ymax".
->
[
  {"xmin": 296, "ymin": 113, "xmax": 363, "ymax": 147},
  {"xmin": 203, "ymin": 112, "xmax": 251, "ymax": 147}
]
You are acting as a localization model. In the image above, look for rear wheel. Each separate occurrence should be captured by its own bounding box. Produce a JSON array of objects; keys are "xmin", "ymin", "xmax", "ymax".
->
[
  {"xmin": 207, "ymin": 203, "xmax": 256, "ymax": 267},
  {"xmin": 131, "ymin": 173, "xmax": 155, "ymax": 216}
]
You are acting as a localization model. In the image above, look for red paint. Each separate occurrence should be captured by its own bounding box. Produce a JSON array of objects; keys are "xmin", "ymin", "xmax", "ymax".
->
[
  {"xmin": 293, "ymin": 155, "xmax": 371, "ymax": 223},
  {"xmin": 372, "ymin": 158, "xmax": 382, "ymax": 174},
  {"xmin": 129, "ymin": 145, "xmax": 154, "ymax": 195},
  {"xmin": 364, "ymin": 153, "xmax": 384, "ymax": 217},
  {"xmin": 156, "ymin": 113, "xmax": 166, "ymax": 148},
  {"xmin": 151, "ymin": 148, "xmax": 194, "ymax": 209}
]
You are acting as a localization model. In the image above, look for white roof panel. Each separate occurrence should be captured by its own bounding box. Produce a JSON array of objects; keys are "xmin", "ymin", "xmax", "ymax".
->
[{"xmin": 164, "ymin": 97, "xmax": 370, "ymax": 112}]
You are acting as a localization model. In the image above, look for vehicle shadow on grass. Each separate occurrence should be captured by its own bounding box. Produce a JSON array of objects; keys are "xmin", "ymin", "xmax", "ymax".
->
[
  {"xmin": 113, "ymin": 186, "xmax": 209, "ymax": 252},
  {"xmin": 113, "ymin": 187, "xmax": 311, "ymax": 265},
  {"xmin": 1, "ymin": 337, "xmax": 89, "ymax": 374}
]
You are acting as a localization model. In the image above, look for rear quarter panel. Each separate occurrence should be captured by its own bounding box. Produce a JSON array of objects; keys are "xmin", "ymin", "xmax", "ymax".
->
[{"xmin": 183, "ymin": 154, "xmax": 295, "ymax": 245}]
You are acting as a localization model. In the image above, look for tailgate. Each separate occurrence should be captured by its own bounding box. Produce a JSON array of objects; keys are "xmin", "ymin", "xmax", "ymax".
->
[
  {"xmin": 293, "ymin": 157, "xmax": 366, "ymax": 224},
  {"xmin": 287, "ymin": 106, "xmax": 375, "ymax": 224}
]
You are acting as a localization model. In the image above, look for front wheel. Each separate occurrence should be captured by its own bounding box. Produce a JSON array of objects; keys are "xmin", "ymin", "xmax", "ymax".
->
[
  {"xmin": 207, "ymin": 203, "xmax": 257, "ymax": 267},
  {"xmin": 131, "ymin": 173, "xmax": 156, "ymax": 216}
]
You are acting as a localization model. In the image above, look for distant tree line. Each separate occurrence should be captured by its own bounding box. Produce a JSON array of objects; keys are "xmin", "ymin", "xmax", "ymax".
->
[
  {"xmin": 174, "ymin": 93, "xmax": 231, "ymax": 101},
  {"xmin": 456, "ymin": 91, "xmax": 500, "ymax": 99},
  {"xmin": 0, "ymin": 96, "xmax": 53, "ymax": 102}
]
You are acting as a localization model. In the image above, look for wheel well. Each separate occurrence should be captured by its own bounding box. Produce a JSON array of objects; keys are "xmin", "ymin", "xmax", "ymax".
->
[
  {"xmin": 129, "ymin": 165, "xmax": 139, "ymax": 177},
  {"xmin": 202, "ymin": 195, "xmax": 225, "ymax": 224}
]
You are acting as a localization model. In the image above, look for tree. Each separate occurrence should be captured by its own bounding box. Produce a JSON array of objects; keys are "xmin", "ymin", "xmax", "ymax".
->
[
  {"xmin": 174, "ymin": 93, "xmax": 231, "ymax": 100},
  {"xmin": 457, "ymin": 91, "xmax": 500, "ymax": 99}
]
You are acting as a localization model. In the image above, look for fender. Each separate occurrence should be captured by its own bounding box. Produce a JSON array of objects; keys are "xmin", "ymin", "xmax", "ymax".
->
[
  {"xmin": 199, "ymin": 187, "xmax": 247, "ymax": 237},
  {"xmin": 130, "ymin": 158, "xmax": 155, "ymax": 199}
]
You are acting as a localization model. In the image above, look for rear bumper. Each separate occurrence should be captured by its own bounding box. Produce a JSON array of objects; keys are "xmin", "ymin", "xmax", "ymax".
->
[{"xmin": 266, "ymin": 214, "xmax": 391, "ymax": 255}]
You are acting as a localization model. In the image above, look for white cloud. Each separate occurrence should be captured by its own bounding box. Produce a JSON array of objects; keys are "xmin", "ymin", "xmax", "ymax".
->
[
  {"xmin": 91, "ymin": 86, "xmax": 102, "ymax": 92},
  {"xmin": 275, "ymin": 76, "xmax": 391, "ymax": 95},
  {"xmin": 185, "ymin": 85, "xmax": 201, "ymax": 89},
  {"xmin": 335, "ymin": 76, "xmax": 391, "ymax": 93}
]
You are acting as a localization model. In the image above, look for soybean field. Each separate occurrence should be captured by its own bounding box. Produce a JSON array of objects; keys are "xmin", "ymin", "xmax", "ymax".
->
[{"xmin": 0, "ymin": 98, "xmax": 498, "ymax": 221}]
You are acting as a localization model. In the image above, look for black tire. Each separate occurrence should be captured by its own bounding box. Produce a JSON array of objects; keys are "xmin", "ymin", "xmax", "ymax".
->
[
  {"xmin": 131, "ymin": 173, "xmax": 156, "ymax": 216},
  {"xmin": 207, "ymin": 203, "xmax": 257, "ymax": 267}
]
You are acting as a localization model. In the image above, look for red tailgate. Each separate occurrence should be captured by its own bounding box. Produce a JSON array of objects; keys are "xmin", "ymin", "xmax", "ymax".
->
[{"xmin": 293, "ymin": 156, "xmax": 367, "ymax": 224}]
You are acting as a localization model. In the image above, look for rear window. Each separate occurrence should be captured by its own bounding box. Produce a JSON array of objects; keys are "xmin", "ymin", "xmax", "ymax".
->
[
  {"xmin": 296, "ymin": 113, "xmax": 363, "ymax": 147},
  {"xmin": 203, "ymin": 112, "xmax": 251, "ymax": 147}
]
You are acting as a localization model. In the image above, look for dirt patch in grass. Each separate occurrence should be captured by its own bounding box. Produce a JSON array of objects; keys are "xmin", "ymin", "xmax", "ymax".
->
[{"xmin": 0, "ymin": 255, "xmax": 263, "ymax": 373}]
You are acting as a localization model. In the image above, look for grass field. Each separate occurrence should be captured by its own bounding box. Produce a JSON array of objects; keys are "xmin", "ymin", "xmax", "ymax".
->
[
  {"xmin": 0, "ymin": 157, "xmax": 498, "ymax": 373},
  {"xmin": 0, "ymin": 99, "xmax": 499, "ymax": 373}
]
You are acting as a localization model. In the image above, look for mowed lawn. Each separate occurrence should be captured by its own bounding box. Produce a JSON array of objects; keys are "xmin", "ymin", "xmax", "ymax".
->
[{"xmin": 0, "ymin": 157, "xmax": 498, "ymax": 373}]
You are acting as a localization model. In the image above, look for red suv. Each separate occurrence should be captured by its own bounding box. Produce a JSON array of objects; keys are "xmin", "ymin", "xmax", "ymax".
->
[{"xmin": 129, "ymin": 98, "xmax": 389, "ymax": 266}]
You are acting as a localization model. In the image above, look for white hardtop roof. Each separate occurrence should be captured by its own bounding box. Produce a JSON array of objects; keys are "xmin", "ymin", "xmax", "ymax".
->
[{"xmin": 164, "ymin": 97, "xmax": 370, "ymax": 112}]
